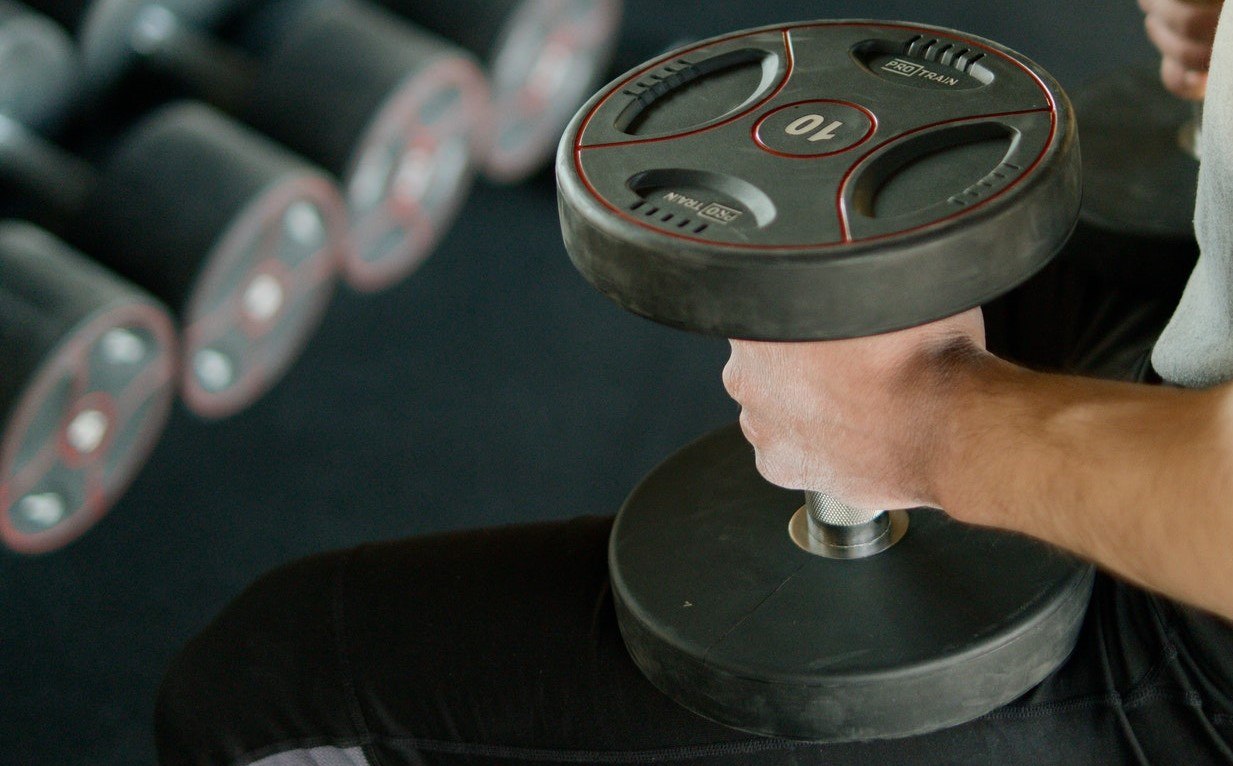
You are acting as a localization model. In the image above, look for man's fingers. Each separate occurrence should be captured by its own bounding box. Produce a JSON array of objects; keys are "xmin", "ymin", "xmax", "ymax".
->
[
  {"xmin": 1140, "ymin": 0, "xmax": 1222, "ymax": 44},
  {"xmin": 1161, "ymin": 55, "xmax": 1210, "ymax": 99},
  {"xmin": 721, "ymin": 342, "xmax": 745, "ymax": 402},
  {"xmin": 1146, "ymin": 12, "xmax": 1216, "ymax": 70}
]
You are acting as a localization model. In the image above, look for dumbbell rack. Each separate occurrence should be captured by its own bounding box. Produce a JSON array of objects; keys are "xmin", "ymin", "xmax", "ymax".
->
[{"xmin": 0, "ymin": 0, "xmax": 624, "ymax": 554}]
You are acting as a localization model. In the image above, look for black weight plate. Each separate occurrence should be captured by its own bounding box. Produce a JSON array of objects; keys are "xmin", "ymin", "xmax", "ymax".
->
[
  {"xmin": 611, "ymin": 423, "xmax": 1093, "ymax": 741},
  {"xmin": 558, "ymin": 20, "xmax": 1081, "ymax": 340},
  {"xmin": 379, "ymin": 0, "xmax": 622, "ymax": 183},
  {"xmin": 245, "ymin": 0, "xmax": 489, "ymax": 292},
  {"xmin": 85, "ymin": 102, "xmax": 345, "ymax": 419},
  {"xmin": 1075, "ymin": 66, "xmax": 1199, "ymax": 241},
  {"xmin": 0, "ymin": 222, "xmax": 176, "ymax": 553},
  {"xmin": 481, "ymin": 0, "xmax": 621, "ymax": 182},
  {"xmin": 0, "ymin": 0, "xmax": 76, "ymax": 129},
  {"xmin": 71, "ymin": 0, "xmax": 239, "ymax": 94}
]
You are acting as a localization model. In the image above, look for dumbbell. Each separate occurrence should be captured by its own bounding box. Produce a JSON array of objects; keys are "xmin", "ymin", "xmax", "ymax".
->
[
  {"xmin": 558, "ymin": 22, "xmax": 1091, "ymax": 740},
  {"xmin": 28, "ymin": 0, "xmax": 489, "ymax": 292},
  {"xmin": 1071, "ymin": 67, "xmax": 1201, "ymax": 289},
  {"xmin": 0, "ymin": 101, "xmax": 347, "ymax": 418},
  {"xmin": 0, "ymin": 223, "xmax": 177, "ymax": 554},
  {"xmin": 1070, "ymin": 0, "xmax": 1221, "ymax": 289},
  {"xmin": 1078, "ymin": 67, "xmax": 1203, "ymax": 242},
  {"xmin": 382, "ymin": 0, "xmax": 622, "ymax": 183},
  {"xmin": 0, "ymin": 9, "xmax": 176, "ymax": 552},
  {"xmin": 0, "ymin": 0, "xmax": 76, "ymax": 130}
]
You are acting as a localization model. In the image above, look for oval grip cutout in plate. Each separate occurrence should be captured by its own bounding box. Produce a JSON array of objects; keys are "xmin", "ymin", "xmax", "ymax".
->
[
  {"xmin": 614, "ymin": 48, "xmax": 781, "ymax": 137},
  {"xmin": 851, "ymin": 123, "xmax": 1017, "ymax": 219}
]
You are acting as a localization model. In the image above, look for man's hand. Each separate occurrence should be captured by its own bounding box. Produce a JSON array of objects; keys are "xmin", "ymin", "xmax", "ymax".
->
[
  {"xmin": 723, "ymin": 308, "xmax": 1233, "ymax": 619},
  {"xmin": 722, "ymin": 308, "xmax": 984, "ymax": 511},
  {"xmin": 1139, "ymin": 0, "xmax": 1223, "ymax": 99}
]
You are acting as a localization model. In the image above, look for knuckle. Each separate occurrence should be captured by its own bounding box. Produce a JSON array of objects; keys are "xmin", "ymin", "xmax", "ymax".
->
[
  {"xmin": 753, "ymin": 450, "xmax": 799, "ymax": 488},
  {"xmin": 1181, "ymin": 45, "xmax": 1212, "ymax": 70},
  {"xmin": 1145, "ymin": 14, "xmax": 1212, "ymax": 68},
  {"xmin": 1145, "ymin": 13, "xmax": 1174, "ymax": 49},
  {"xmin": 721, "ymin": 359, "xmax": 745, "ymax": 400},
  {"xmin": 1180, "ymin": 8, "xmax": 1221, "ymax": 43},
  {"xmin": 737, "ymin": 408, "xmax": 763, "ymax": 445}
]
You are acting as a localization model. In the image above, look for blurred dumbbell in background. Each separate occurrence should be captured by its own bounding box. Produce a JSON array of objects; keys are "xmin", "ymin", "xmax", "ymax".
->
[
  {"xmin": 1070, "ymin": 0, "xmax": 1222, "ymax": 291},
  {"xmin": 0, "ymin": 223, "xmax": 177, "ymax": 554},
  {"xmin": 0, "ymin": 0, "xmax": 627, "ymax": 550},
  {"xmin": 0, "ymin": 0, "xmax": 75, "ymax": 130},
  {"xmin": 28, "ymin": 0, "xmax": 490, "ymax": 292},
  {"xmin": 382, "ymin": 0, "xmax": 622, "ymax": 182},
  {"xmin": 0, "ymin": 95, "xmax": 348, "ymax": 419},
  {"xmin": 0, "ymin": 3, "xmax": 177, "ymax": 554},
  {"xmin": 1072, "ymin": 67, "xmax": 1202, "ymax": 289}
]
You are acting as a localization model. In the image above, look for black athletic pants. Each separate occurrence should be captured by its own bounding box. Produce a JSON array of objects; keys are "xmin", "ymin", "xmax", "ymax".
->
[{"xmin": 154, "ymin": 239, "xmax": 1233, "ymax": 765}]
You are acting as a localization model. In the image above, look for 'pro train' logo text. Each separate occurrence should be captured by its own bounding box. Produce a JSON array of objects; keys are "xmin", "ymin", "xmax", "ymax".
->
[
  {"xmin": 881, "ymin": 58, "xmax": 961, "ymax": 87},
  {"xmin": 661, "ymin": 192, "xmax": 744, "ymax": 225}
]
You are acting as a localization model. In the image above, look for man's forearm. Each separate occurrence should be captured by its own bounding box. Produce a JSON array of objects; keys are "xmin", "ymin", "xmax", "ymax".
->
[{"xmin": 937, "ymin": 356, "xmax": 1233, "ymax": 619}]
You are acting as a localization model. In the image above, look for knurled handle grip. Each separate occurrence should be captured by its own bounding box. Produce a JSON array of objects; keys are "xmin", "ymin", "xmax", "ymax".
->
[{"xmin": 805, "ymin": 491, "xmax": 884, "ymax": 528}]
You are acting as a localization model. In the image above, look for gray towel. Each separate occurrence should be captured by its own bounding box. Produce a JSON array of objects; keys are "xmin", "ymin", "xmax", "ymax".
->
[{"xmin": 1152, "ymin": 2, "xmax": 1233, "ymax": 387}]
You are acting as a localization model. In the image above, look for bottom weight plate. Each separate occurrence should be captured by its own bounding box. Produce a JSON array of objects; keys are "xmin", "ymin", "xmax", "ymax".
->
[{"xmin": 610, "ymin": 423, "xmax": 1093, "ymax": 741}]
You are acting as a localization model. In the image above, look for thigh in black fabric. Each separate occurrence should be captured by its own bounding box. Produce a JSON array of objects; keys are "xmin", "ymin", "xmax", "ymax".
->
[
  {"xmin": 155, "ymin": 517, "xmax": 759, "ymax": 766},
  {"xmin": 983, "ymin": 237, "xmax": 1189, "ymax": 377},
  {"xmin": 155, "ymin": 550, "xmax": 363, "ymax": 766},
  {"xmin": 158, "ymin": 515, "xmax": 1228, "ymax": 766},
  {"xmin": 334, "ymin": 516, "xmax": 750, "ymax": 753}
]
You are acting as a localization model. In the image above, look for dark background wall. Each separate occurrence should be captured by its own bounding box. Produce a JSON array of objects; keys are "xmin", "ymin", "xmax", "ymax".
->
[{"xmin": 0, "ymin": 1, "xmax": 1157, "ymax": 763}]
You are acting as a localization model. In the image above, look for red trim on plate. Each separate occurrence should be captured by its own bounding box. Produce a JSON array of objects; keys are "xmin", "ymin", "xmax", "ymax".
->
[
  {"xmin": 834, "ymin": 106, "xmax": 1054, "ymax": 242},
  {"xmin": 578, "ymin": 29, "xmax": 795, "ymax": 150},
  {"xmin": 751, "ymin": 99, "xmax": 878, "ymax": 159},
  {"xmin": 571, "ymin": 21, "xmax": 1060, "ymax": 250}
]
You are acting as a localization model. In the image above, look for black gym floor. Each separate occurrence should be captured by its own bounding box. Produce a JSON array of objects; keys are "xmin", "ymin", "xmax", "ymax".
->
[{"xmin": 0, "ymin": 1, "xmax": 1158, "ymax": 764}]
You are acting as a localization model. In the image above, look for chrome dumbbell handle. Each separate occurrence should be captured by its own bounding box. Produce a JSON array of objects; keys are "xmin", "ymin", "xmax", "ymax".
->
[
  {"xmin": 789, "ymin": 491, "xmax": 910, "ymax": 560},
  {"xmin": 806, "ymin": 491, "xmax": 883, "ymax": 527}
]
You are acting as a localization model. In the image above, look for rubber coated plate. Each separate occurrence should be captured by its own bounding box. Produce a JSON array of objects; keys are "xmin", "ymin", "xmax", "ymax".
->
[
  {"xmin": 485, "ymin": 0, "xmax": 621, "ymax": 182},
  {"xmin": 0, "ymin": 223, "xmax": 177, "ymax": 553},
  {"xmin": 243, "ymin": 0, "xmax": 490, "ymax": 292},
  {"xmin": 93, "ymin": 102, "xmax": 345, "ymax": 420},
  {"xmin": 78, "ymin": 0, "xmax": 240, "ymax": 92},
  {"xmin": 181, "ymin": 177, "xmax": 340, "ymax": 419},
  {"xmin": 0, "ymin": 1, "xmax": 76, "ymax": 128},
  {"xmin": 611, "ymin": 424, "xmax": 1093, "ymax": 741},
  {"xmin": 1076, "ymin": 67, "xmax": 1199, "ymax": 241},
  {"xmin": 340, "ymin": 65, "xmax": 481, "ymax": 291},
  {"xmin": 0, "ymin": 308, "xmax": 175, "ymax": 553},
  {"xmin": 557, "ymin": 20, "xmax": 1081, "ymax": 340}
]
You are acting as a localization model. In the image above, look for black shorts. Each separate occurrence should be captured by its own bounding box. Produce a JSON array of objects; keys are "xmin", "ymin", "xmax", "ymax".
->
[
  {"xmin": 153, "ymin": 240, "xmax": 1233, "ymax": 765},
  {"xmin": 155, "ymin": 513, "xmax": 1233, "ymax": 766}
]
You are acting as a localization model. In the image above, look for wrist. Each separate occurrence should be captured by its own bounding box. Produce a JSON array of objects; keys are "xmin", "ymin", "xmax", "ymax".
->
[{"xmin": 921, "ymin": 348, "xmax": 1024, "ymax": 518}]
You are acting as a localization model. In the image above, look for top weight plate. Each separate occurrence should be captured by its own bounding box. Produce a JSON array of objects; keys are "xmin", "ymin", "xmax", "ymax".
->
[{"xmin": 557, "ymin": 21, "xmax": 1081, "ymax": 340}]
